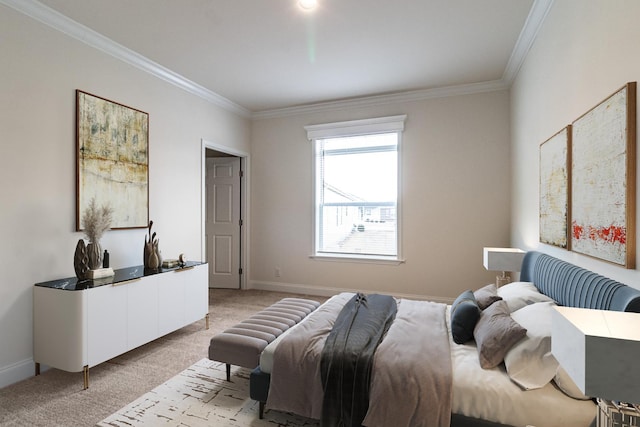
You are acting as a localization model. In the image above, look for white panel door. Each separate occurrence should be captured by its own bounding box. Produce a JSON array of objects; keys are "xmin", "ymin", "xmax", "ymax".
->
[{"xmin": 206, "ymin": 157, "xmax": 241, "ymax": 288}]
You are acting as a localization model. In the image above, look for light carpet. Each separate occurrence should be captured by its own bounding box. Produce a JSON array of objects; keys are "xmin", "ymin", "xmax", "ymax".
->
[{"xmin": 97, "ymin": 358, "xmax": 319, "ymax": 427}]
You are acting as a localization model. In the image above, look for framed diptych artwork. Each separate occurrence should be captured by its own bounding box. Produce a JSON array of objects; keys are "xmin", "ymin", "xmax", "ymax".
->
[
  {"xmin": 76, "ymin": 90, "xmax": 149, "ymax": 230},
  {"xmin": 539, "ymin": 126, "xmax": 570, "ymax": 249},
  {"xmin": 570, "ymin": 82, "xmax": 636, "ymax": 268}
]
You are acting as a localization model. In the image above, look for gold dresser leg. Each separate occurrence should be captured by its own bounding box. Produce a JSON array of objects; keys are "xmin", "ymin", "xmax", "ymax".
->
[{"xmin": 83, "ymin": 366, "xmax": 89, "ymax": 390}]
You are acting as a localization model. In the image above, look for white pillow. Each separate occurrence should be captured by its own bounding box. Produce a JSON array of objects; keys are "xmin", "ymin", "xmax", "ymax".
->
[
  {"xmin": 497, "ymin": 282, "xmax": 555, "ymax": 312},
  {"xmin": 504, "ymin": 301, "xmax": 559, "ymax": 390},
  {"xmin": 554, "ymin": 366, "xmax": 591, "ymax": 400}
]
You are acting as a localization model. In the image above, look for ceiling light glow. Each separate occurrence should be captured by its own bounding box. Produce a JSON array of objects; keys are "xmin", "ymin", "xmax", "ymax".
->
[{"xmin": 298, "ymin": 0, "xmax": 318, "ymax": 10}]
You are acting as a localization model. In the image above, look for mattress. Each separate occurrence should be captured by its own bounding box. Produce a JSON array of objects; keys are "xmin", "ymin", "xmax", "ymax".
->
[{"xmin": 260, "ymin": 293, "xmax": 596, "ymax": 427}]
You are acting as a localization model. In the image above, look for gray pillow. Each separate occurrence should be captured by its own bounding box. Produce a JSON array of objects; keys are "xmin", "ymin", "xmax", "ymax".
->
[
  {"xmin": 450, "ymin": 290, "xmax": 481, "ymax": 344},
  {"xmin": 473, "ymin": 300, "xmax": 527, "ymax": 369},
  {"xmin": 474, "ymin": 283, "xmax": 502, "ymax": 309},
  {"xmin": 497, "ymin": 282, "xmax": 555, "ymax": 312}
]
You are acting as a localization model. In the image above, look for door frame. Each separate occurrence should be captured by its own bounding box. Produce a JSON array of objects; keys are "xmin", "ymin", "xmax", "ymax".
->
[{"xmin": 201, "ymin": 138, "xmax": 249, "ymax": 290}]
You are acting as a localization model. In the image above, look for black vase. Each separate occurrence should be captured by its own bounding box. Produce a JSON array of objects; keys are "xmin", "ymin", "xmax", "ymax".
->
[
  {"xmin": 73, "ymin": 239, "xmax": 90, "ymax": 279},
  {"xmin": 86, "ymin": 242, "xmax": 102, "ymax": 270}
]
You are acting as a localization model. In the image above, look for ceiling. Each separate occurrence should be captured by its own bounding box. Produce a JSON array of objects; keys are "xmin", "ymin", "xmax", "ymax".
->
[{"xmin": 15, "ymin": 0, "xmax": 544, "ymax": 115}]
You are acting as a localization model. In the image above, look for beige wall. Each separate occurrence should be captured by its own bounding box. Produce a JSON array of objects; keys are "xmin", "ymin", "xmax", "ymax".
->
[
  {"xmin": 249, "ymin": 90, "xmax": 511, "ymax": 299},
  {"xmin": 0, "ymin": 6, "xmax": 250, "ymax": 386},
  {"xmin": 511, "ymin": 0, "xmax": 640, "ymax": 284}
]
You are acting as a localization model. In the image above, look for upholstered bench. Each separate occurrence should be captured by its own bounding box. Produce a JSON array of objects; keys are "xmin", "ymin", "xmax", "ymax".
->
[{"xmin": 208, "ymin": 297, "xmax": 320, "ymax": 381}]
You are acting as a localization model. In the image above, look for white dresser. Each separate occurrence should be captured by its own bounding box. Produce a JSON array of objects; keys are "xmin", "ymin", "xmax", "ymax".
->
[{"xmin": 33, "ymin": 262, "xmax": 209, "ymax": 388}]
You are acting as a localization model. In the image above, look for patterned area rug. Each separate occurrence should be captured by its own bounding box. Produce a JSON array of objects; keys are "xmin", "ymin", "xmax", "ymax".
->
[{"xmin": 97, "ymin": 358, "xmax": 319, "ymax": 427}]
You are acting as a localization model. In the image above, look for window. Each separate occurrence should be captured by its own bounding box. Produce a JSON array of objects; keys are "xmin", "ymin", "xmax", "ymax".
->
[{"xmin": 305, "ymin": 115, "xmax": 406, "ymax": 261}]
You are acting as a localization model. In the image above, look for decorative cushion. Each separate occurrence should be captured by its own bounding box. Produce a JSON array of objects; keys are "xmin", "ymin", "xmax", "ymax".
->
[
  {"xmin": 473, "ymin": 300, "xmax": 527, "ymax": 369},
  {"xmin": 474, "ymin": 283, "xmax": 502, "ymax": 309},
  {"xmin": 209, "ymin": 297, "xmax": 320, "ymax": 372},
  {"xmin": 497, "ymin": 282, "xmax": 555, "ymax": 312},
  {"xmin": 554, "ymin": 366, "xmax": 590, "ymax": 400},
  {"xmin": 504, "ymin": 301, "xmax": 559, "ymax": 390},
  {"xmin": 450, "ymin": 290, "xmax": 481, "ymax": 344}
]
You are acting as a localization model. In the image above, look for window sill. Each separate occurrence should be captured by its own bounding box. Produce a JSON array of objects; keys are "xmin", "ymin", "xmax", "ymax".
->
[{"xmin": 309, "ymin": 254, "xmax": 405, "ymax": 265}]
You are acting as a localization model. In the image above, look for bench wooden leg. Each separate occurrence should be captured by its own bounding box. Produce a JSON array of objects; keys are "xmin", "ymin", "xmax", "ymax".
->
[
  {"xmin": 259, "ymin": 401, "xmax": 265, "ymax": 419},
  {"xmin": 226, "ymin": 363, "xmax": 231, "ymax": 381}
]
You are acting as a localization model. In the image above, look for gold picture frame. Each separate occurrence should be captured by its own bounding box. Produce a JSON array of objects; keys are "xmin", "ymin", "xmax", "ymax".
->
[
  {"xmin": 76, "ymin": 90, "xmax": 149, "ymax": 230},
  {"xmin": 540, "ymin": 126, "xmax": 571, "ymax": 249},
  {"xmin": 571, "ymin": 82, "xmax": 636, "ymax": 268}
]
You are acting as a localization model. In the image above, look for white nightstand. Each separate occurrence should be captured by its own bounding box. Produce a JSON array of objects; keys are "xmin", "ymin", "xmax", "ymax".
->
[{"xmin": 551, "ymin": 307, "xmax": 640, "ymax": 427}]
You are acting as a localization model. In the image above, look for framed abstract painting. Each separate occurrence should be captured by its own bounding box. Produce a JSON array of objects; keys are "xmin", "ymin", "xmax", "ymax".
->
[
  {"xmin": 540, "ymin": 126, "xmax": 570, "ymax": 249},
  {"xmin": 571, "ymin": 82, "xmax": 636, "ymax": 268},
  {"xmin": 76, "ymin": 90, "xmax": 149, "ymax": 230}
]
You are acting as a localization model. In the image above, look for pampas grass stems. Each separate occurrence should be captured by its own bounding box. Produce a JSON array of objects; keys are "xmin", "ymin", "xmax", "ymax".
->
[{"xmin": 82, "ymin": 198, "xmax": 113, "ymax": 242}]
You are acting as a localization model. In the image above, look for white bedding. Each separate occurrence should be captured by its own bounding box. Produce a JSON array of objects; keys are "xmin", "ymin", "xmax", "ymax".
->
[
  {"xmin": 260, "ymin": 294, "xmax": 596, "ymax": 427},
  {"xmin": 447, "ymin": 305, "xmax": 595, "ymax": 427}
]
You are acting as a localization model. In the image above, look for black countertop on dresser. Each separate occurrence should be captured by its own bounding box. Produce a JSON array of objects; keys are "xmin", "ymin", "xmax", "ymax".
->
[{"xmin": 34, "ymin": 261, "xmax": 204, "ymax": 291}]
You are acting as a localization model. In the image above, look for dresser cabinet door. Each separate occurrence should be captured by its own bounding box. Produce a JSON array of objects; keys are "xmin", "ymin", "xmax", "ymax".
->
[
  {"xmin": 157, "ymin": 271, "xmax": 185, "ymax": 336},
  {"xmin": 33, "ymin": 286, "xmax": 87, "ymax": 372},
  {"xmin": 127, "ymin": 277, "xmax": 159, "ymax": 349},
  {"xmin": 87, "ymin": 283, "xmax": 127, "ymax": 367},
  {"xmin": 182, "ymin": 264, "xmax": 209, "ymax": 324}
]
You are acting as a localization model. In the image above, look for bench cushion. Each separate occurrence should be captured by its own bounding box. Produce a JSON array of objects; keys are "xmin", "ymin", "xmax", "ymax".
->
[
  {"xmin": 208, "ymin": 297, "xmax": 320, "ymax": 370},
  {"xmin": 210, "ymin": 333, "xmax": 268, "ymax": 368}
]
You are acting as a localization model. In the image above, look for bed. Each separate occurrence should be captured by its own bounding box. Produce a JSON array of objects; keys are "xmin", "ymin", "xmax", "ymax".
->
[{"xmin": 249, "ymin": 251, "xmax": 640, "ymax": 427}]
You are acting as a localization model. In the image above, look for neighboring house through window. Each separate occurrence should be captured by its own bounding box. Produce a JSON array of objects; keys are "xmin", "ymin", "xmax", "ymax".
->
[{"xmin": 305, "ymin": 115, "xmax": 406, "ymax": 262}]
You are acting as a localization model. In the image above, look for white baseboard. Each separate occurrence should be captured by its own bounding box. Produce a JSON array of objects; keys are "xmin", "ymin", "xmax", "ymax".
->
[
  {"xmin": 248, "ymin": 280, "xmax": 454, "ymax": 304},
  {"xmin": 0, "ymin": 358, "xmax": 38, "ymax": 389}
]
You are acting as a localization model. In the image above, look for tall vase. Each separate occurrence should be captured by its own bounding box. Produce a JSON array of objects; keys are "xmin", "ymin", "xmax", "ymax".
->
[
  {"xmin": 144, "ymin": 240, "xmax": 152, "ymax": 269},
  {"xmin": 154, "ymin": 239, "xmax": 162, "ymax": 268},
  {"xmin": 148, "ymin": 248, "xmax": 159, "ymax": 270},
  {"xmin": 87, "ymin": 241, "xmax": 103, "ymax": 270},
  {"xmin": 74, "ymin": 239, "xmax": 90, "ymax": 280}
]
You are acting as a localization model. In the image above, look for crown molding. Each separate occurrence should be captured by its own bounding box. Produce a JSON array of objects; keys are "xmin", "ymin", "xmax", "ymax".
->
[
  {"xmin": 251, "ymin": 79, "xmax": 509, "ymax": 120},
  {"xmin": 0, "ymin": 0, "xmax": 251, "ymax": 118},
  {"xmin": 502, "ymin": 0, "xmax": 554, "ymax": 84}
]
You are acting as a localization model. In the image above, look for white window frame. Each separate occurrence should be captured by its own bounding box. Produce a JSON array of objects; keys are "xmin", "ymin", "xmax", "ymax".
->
[{"xmin": 305, "ymin": 115, "xmax": 406, "ymax": 264}]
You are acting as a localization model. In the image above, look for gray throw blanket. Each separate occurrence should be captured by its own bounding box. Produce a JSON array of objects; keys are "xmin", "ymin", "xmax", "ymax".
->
[
  {"xmin": 267, "ymin": 293, "xmax": 452, "ymax": 427},
  {"xmin": 320, "ymin": 293, "xmax": 397, "ymax": 427}
]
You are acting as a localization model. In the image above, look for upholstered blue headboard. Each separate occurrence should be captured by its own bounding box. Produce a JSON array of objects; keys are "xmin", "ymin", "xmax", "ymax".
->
[{"xmin": 520, "ymin": 251, "xmax": 640, "ymax": 312}]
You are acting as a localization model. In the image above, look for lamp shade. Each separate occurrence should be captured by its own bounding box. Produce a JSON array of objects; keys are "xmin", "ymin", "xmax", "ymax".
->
[
  {"xmin": 552, "ymin": 306, "xmax": 640, "ymax": 403},
  {"xmin": 482, "ymin": 247, "xmax": 525, "ymax": 272}
]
